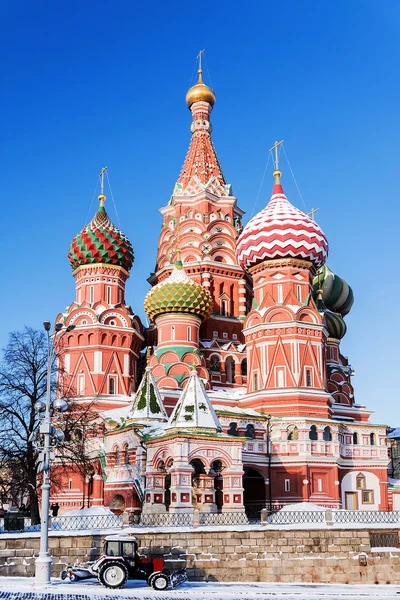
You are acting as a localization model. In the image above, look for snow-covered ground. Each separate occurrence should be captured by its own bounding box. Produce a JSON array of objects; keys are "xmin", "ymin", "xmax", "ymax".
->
[{"xmin": 0, "ymin": 578, "xmax": 398, "ymax": 599}]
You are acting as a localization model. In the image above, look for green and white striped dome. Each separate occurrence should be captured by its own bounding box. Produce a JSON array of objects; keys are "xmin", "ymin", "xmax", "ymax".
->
[{"xmin": 313, "ymin": 265, "xmax": 354, "ymax": 316}]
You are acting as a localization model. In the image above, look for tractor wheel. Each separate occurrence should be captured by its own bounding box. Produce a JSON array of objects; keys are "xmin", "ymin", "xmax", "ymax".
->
[
  {"xmin": 98, "ymin": 561, "xmax": 128, "ymax": 589},
  {"xmin": 151, "ymin": 573, "xmax": 169, "ymax": 591}
]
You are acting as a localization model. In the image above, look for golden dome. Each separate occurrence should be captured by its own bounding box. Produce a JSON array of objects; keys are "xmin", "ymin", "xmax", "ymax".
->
[{"xmin": 186, "ymin": 69, "xmax": 216, "ymax": 108}]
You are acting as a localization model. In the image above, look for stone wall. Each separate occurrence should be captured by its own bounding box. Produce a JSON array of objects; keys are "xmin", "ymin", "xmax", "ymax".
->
[{"xmin": 1, "ymin": 526, "xmax": 400, "ymax": 584}]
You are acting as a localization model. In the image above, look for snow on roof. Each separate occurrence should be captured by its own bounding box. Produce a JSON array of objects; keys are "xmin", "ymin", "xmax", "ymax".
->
[
  {"xmin": 127, "ymin": 367, "xmax": 168, "ymax": 422},
  {"xmin": 101, "ymin": 404, "xmax": 132, "ymax": 425},
  {"xmin": 388, "ymin": 428, "xmax": 400, "ymax": 439},
  {"xmin": 279, "ymin": 502, "xmax": 328, "ymax": 512},
  {"xmin": 166, "ymin": 369, "xmax": 222, "ymax": 432},
  {"xmin": 64, "ymin": 506, "xmax": 117, "ymax": 517},
  {"xmin": 213, "ymin": 404, "xmax": 263, "ymax": 417},
  {"xmin": 208, "ymin": 387, "xmax": 247, "ymax": 401}
]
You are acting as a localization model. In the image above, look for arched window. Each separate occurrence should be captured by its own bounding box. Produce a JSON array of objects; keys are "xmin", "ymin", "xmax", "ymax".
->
[
  {"xmin": 106, "ymin": 286, "xmax": 112, "ymax": 304},
  {"xmin": 370, "ymin": 432, "xmax": 376, "ymax": 446},
  {"xmin": 306, "ymin": 369, "xmax": 312, "ymax": 387},
  {"xmin": 109, "ymin": 377, "xmax": 116, "ymax": 395},
  {"xmin": 245, "ymin": 424, "xmax": 255, "ymax": 439},
  {"xmin": 241, "ymin": 359, "xmax": 247, "ymax": 377},
  {"xmin": 277, "ymin": 284, "xmax": 283, "ymax": 304},
  {"xmin": 114, "ymin": 448, "xmax": 120, "ymax": 466},
  {"xmin": 123, "ymin": 444, "xmax": 129, "ymax": 465},
  {"xmin": 228, "ymin": 422, "xmax": 238, "ymax": 436},
  {"xmin": 225, "ymin": 357, "xmax": 235, "ymax": 383},
  {"xmin": 171, "ymin": 326, "xmax": 175, "ymax": 341},
  {"xmin": 253, "ymin": 373, "xmax": 258, "ymax": 392},
  {"xmin": 210, "ymin": 355, "xmax": 220, "ymax": 372},
  {"xmin": 90, "ymin": 286, "xmax": 94, "ymax": 304},
  {"xmin": 277, "ymin": 369, "xmax": 285, "ymax": 387},
  {"xmin": 287, "ymin": 425, "xmax": 298, "ymax": 441},
  {"xmin": 353, "ymin": 431, "xmax": 359, "ymax": 445},
  {"xmin": 296, "ymin": 285, "xmax": 302, "ymax": 302},
  {"xmin": 323, "ymin": 426, "xmax": 332, "ymax": 442},
  {"xmin": 309, "ymin": 425, "xmax": 318, "ymax": 441}
]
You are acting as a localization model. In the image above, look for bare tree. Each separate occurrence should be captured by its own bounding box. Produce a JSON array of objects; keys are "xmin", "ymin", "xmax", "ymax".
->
[
  {"xmin": 0, "ymin": 327, "xmax": 95, "ymax": 524},
  {"xmin": 0, "ymin": 328, "xmax": 50, "ymax": 524}
]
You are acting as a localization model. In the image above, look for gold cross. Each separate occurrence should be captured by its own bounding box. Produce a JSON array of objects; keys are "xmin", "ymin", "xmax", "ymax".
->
[
  {"xmin": 269, "ymin": 140, "xmax": 284, "ymax": 171},
  {"xmin": 196, "ymin": 49, "xmax": 205, "ymax": 70},
  {"xmin": 98, "ymin": 166, "xmax": 108, "ymax": 196},
  {"xmin": 308, "ymin": 207, "xmax": 319, "ymax": 220}
]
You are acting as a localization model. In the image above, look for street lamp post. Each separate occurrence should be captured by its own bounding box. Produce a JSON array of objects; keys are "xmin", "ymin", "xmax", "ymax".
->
[
  {"xmin": 266, "ymin": 414, "xmax": 272, "ymax": 513},
  {"xmin": 34, "ymin": 321, "xmax": 74, "ymax": 587}
]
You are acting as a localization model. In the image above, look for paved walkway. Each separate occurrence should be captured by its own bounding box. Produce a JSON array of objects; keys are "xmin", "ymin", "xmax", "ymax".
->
[{"xmin": 0, "ymin": 578, "xmax": 399, "ymax": 599}]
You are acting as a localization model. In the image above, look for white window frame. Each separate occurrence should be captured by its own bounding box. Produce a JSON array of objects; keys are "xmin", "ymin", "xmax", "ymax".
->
[
  {"xmin": 187, "ymin": 326, "xmax": 191, "ymax": 342},
  {"xmin": 276, "ymin": 367, "xmax": 285, "ymax": 387},
  {"xmin": 171, "ymin": 325, "xmax": 175, "ymax": 341},
  {"xmin": 78, "ymin": 374, "xmax": 85, "ymax": 395},
  {"xmin": 296, "ymin": 284, "xmax": 302, "ymax": 302},
  {"xmin": 317, "ymin": 478, "xmax": 323, "ymax": 492},
  {"xmin": 277, "ymin": 284, "xmax": 283, "ymax": 304},
  {"xmin": 107, "ymin": 286, "xmax": 112, "ymax": 304},
  {"xmin": 90, "ymin": 285, "xmax": 94, "ymax": 304},
  {"xmin": 284, "ymin": 479, "xmax": 290, "ymax": 492}
]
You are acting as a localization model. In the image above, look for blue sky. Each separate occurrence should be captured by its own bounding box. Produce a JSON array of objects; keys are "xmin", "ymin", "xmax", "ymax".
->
[{"xmin": 1, "ymin": 1, "xmax": 398, "ymax": 425}]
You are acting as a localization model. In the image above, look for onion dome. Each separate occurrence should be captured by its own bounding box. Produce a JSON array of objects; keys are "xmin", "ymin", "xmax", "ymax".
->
[
  {"xmin": 324, "ymin": 310, "xmax": 347, "ymax": 340},
  {"xmin": 236, "ymin": 170, "xmax": 328, "ymax": 271},
  {"xmin": 312, "ymin": 265, "xmax": 354, "ymax": 316},
  {"xmin": 68, "ymin": 195, "xmax": 134, "ymax": 271},
  {"xmin": 186, "ymin": 68, "xmax": 216, "ymax": 108},
  {"xmin": 144, "ymin": 253, "xmax": 212, "ymax": 321}
]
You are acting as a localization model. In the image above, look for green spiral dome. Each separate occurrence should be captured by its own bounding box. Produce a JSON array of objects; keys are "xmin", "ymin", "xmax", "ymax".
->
[
  {"xmin": 312, "ymin": 265, "xmax": 354, "ymax": 316},
  {"xmin": 324, "ymin": 310, "xmax": 347, "ymax": 340},
  {"xmin": 144, "ymin": 259, "xmax": 212, "ymax": 322}
]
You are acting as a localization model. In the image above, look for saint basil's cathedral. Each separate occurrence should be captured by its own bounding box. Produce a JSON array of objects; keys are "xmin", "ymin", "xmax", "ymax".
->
[{"xmin": 52, "ymin": 62, "xmax": 389, "ymax": 516}]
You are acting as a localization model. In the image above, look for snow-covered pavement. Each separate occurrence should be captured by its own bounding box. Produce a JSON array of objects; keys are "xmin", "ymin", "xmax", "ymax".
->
[{"xmin": 0, "ymin": 578, "xmax": 398, "ymax": 599}]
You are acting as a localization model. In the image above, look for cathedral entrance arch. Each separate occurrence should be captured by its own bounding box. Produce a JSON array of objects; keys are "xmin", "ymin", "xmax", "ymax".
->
[{"xmin": 243, "ymin": 467, "xmax": 266, "ymax": 514}]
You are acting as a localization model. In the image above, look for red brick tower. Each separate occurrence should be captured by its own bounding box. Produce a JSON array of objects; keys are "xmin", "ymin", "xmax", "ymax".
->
[
  {"xmin": 56, "ymin": 175, "xmax": 144, "ymax": 411},
  {"xmin": 148, "ymin": 57, "xmax": 250, "ymax": 387}
]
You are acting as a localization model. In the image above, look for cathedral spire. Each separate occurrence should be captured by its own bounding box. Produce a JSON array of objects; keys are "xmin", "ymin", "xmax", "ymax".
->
[{"xmin": 173, "ymin": 53, "xmax": 229, "ymax": 198}]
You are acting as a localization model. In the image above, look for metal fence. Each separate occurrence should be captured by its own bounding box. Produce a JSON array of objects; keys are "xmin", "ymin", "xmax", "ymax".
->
[
  {"xmin": 199, "ymin": 512, "xmax": 251, "ymax": 526},
  {"xmin": 131, "ymin": 512, "xmax": 193, "ymax": 527},
  {"xmin": 2, "ymin": 508, "xmax": 400, "ymax": 532},
  {"xmin": 0, "ymin": 513, "xmax": 123, "ymax": 533},
  {"xmin": 332, "ymin": 510, "xmax": 400, "ymax": 524},
  {"xmin": 370, "ymin": 532, "xmax": 399, "ymax": 548},
  {"xmin": 268, "ymin": 510, "xmax": 326, "ymax": 525}
]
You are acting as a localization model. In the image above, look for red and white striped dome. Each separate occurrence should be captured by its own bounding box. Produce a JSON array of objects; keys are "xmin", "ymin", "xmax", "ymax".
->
[{"xmin": 236, "ymin": 175, "xmax": 328, "ymax": 271}]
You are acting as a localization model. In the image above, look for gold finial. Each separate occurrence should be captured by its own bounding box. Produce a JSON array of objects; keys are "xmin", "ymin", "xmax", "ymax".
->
[
  {"xmin": 146, "ymin": 346, "xmax": 152, "ymax": 366},
  {"xmin": 269, "ymin": 140, "xmax": 284, "ymax": 183},
  {"xmin": 196, "ymin": 49, "xmax": 205, "ymax": 81},
  {"xmin": 308, "ymin": 207, "xmax": 319, "ymax": 220},
  {"xmin": 98, "ymin": 166, "xmax": 108, "ymax": 207}
]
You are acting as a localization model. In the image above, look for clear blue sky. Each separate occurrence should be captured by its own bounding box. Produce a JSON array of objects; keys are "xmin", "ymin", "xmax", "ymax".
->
[{"xmin": 1, "ymin": 1, "xmax": 398, "ymax": 425}]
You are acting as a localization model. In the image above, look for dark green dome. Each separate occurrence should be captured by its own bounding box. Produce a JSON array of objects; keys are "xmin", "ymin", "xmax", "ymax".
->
[
  {"xmin": 324, "ymin": 310, "xmax": 347, "ymax": 340},
  {"xmin": 313, "ymin": 265, "xmax": 354, "ymax": 316}
]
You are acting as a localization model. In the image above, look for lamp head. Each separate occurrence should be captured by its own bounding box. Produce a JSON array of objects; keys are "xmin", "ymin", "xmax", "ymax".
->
[
  {"xmin": 55, "ymin": 323, "xmax": 63, "ymax": 332},
  {"xmin": 43, "ymin": 321, "xmax": 51, "ymax": 332},
  {"xmin": 66, "ymin": 325, "xmax": 75, "ymax": 333}
]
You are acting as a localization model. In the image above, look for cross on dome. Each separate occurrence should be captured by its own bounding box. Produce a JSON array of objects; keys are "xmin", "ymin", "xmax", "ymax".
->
[{"xmin": 236, "ymin": 153, "xmax": 329, "ymax": 271}]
